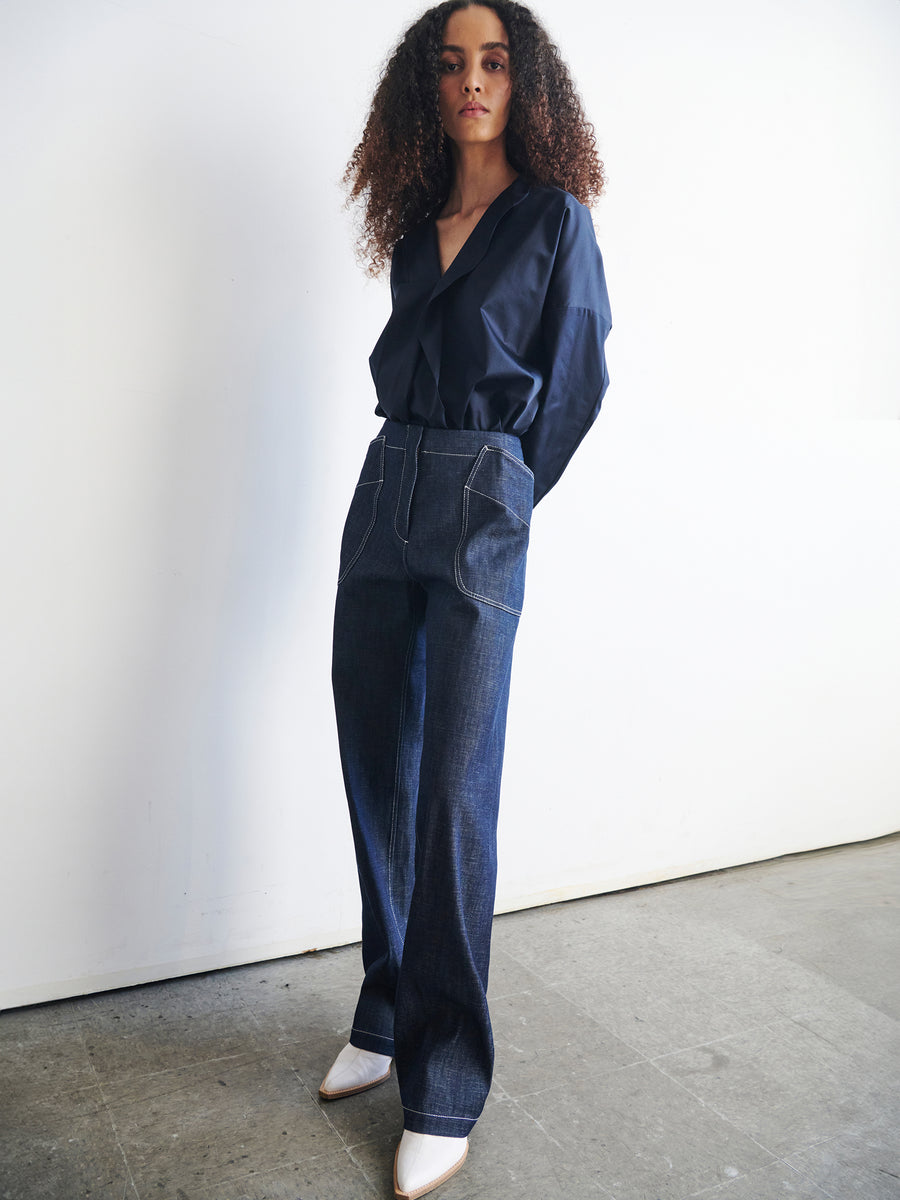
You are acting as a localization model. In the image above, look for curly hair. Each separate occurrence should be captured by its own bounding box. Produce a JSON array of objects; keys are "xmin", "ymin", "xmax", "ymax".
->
[{"xmin": 344, "ymin": 0, "xmax": 605, "ymax": 275}]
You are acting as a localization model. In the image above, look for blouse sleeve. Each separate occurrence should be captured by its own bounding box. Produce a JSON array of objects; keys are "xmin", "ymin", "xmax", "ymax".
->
[
  {"xmin": 389, "ymin": 235, "xmax": 404, "ymax": 300},
  {"xmin": 520, "ymin": 200, "xmax": 612, "ymax": 505}
]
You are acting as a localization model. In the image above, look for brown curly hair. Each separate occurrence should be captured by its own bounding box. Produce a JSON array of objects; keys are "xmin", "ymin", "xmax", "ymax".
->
[{"xmin": 344, "ymin": 0, "xmax": 605, "ymax": 275}]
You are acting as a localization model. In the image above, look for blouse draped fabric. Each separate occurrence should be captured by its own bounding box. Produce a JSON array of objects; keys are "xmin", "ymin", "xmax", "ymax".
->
[{"xmin": 369, "ymin": 175, "xmax": 612, "ymax": 504}]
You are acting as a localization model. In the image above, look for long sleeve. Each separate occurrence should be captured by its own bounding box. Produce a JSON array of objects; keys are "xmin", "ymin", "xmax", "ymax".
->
[{"xmin": 520, "ymin": 201, "xmax": 612, "ymax": 504}]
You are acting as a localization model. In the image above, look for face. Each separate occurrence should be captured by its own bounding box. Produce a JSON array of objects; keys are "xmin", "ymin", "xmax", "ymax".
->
[{"xmin": 438, "ymin": 5, "xmax": 512, "ymax": 148}]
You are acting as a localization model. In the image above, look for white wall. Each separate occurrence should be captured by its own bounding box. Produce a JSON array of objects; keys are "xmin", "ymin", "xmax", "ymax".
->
[{"xmin": 1, "ymin": 0, "xmax": 898, "ymax": 1009}]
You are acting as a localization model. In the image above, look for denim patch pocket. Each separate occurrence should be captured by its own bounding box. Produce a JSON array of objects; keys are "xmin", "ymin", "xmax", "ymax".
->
[
  {"xmin": 455, "ymin": 446, "xmax": 533, "ymax": 615},
  {"xmin": 337, "ymin": 436, "xmax": 385, "ymax": 584}
]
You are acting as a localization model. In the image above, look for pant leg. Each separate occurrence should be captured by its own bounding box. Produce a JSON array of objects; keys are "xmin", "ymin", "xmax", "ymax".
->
[
  {"xmin": 331, "ymin": 429, "xmax": 424, "ymax": 1056},
  {"xmin": 394, "ymin": 433, "xmax": 533, "ymax": 1137},
  {"xmin": 394, "ymin": 586, "xmax": 520, "ymax": 1135}
]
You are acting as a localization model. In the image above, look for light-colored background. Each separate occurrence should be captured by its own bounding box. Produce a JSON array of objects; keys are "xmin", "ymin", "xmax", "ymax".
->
[{"xmin": 2, "ymin": 0, "xmax": 898, "ymax": 1010}]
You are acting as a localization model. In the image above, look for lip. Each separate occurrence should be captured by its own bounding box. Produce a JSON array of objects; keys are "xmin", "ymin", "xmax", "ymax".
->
[{"xmin": 459, "ymin": 102, "xmax": 488, "ymax": 115}]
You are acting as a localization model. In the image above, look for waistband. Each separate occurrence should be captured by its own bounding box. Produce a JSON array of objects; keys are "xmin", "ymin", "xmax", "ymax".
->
[{"xmin": 379, "ymin": 419, "xmax": 523, "ymax": 459}]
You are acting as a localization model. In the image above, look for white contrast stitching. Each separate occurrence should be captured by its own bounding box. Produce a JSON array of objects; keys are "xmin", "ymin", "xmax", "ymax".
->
[
  {"xmin": 351, "ymin": 1025, "xmax": 394, "ymax": 1043},
  {"xmin": 465, "ymin": 485, "xmax": 531, "ymax": 527},
  {"xmin": 453, "ymin": 446, "xmax": 528, "ymax": 616},
  {"xmin": 388, "ymin": 620, "xmax": 418, "ymax": 940},
  {"xmin": 493, "ymin": 445, "xmax": 534, "ymax": 479},
  {"xmin": 403, "ymin": 1105, "xmax": 480, "ymax": 1121},
  {"xmin": 392, "ymin": 447, "xmax": 409, "ymax": 544},
  {"xmin": 337, "ymin": 437, "xmax": 385, "ymax": 585}
]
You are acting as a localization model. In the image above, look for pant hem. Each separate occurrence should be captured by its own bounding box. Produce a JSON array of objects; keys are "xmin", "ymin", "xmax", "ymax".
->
[
  {"xmin": 402, "ymin": 1107, "xmax": 478, "ymax": 1138},
  {"xmin": 350, "ymin": 1027, "xmax": 395, "ymax": 1056}
]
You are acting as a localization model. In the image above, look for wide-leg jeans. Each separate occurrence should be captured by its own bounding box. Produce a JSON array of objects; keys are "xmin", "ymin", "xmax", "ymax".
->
[{"xmin": 332, "ymin": 419, "xmax": 533, "ymax": 1137}]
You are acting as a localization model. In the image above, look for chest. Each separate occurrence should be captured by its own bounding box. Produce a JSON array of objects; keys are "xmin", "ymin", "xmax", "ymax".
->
[{"xmin": 435, "ymin": 209, "xmax": 488, "ymax": 276}]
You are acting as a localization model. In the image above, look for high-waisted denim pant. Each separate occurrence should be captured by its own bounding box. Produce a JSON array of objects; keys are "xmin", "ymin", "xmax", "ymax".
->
[{"xmin": 332, "ymin": 419, "xmax": 533, "ymax": 1137}]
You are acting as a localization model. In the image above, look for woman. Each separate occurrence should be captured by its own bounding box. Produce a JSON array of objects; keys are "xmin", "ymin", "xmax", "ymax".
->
[{"xmin": 321, "ymin": 3, "xmax": 611, "ymax": 1196}]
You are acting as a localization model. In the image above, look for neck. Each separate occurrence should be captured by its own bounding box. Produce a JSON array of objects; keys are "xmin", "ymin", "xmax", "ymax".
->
[{"xmin": 444, "ymin": 140, "xmax": 518, "ymax": 217}]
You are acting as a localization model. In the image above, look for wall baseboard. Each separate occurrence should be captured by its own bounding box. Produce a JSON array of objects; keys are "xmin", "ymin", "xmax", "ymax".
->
[{"xmin": 5, "ymin": 831, "xmax": 896, "ymax": 1012}]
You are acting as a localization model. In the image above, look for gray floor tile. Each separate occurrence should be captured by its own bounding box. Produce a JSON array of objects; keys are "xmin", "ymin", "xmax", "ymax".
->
[
  {"xmin": 518, "ymin": 1060, "xmax": 774, "ymax": 1200},
  {"xmin": 759, "ymin": 904, "xmax": 900, "ymax": 1020},
  {"xmin": 189, "ymin": 1147, "xmax": 380, "ymax": 1199},
  {"xmin": 355, "ymin": 1097, "xmax": 610, "ymax": 1200},
  {"xmin": 552, "ymin": 951, "xmax": 770, "ymax": 1058},
  {"xmin": 485, "ymin": 946, "xmax": 546, "ymax": 999},
  {"xmin": 0, "ymin": 1084, "xmax": 139, "ymax": 1200},
  {"xmin": 80, "ymin": 996, "xmax": 269, "ymax": 1085},
  {"xmin": 468, "ymin": 1097, "xmax": 611, "ymax": 1199},
  {"xmin": 345, "ymin": 1135, "xmax": 406, "ymax": 1200},
  {"xmin": 89, "ymin": 971, "xmax": 238, "ymax": 1017},
  {"xmin": 0, "ymin": 993, "xmax": 99, "ymax": 1034},
  {"xmin": 222, "ymin": 947, "xmax": 360, "ymax": 998},
  {"xmin": 2, "ymin": 834, "xmax": 898, "ymax": 1200},
  {"xmin": 103, "ymin": 1055, "xmax": 339, "ymax": 1198},
  {"xmin": 499, "ymin": 897, "xmax": 814, "ymax": 1054},
  {"xmin": 655, "ymin": 1019, "xmax": 888, "ymax": 1158},
  {"xmin": 271, "ymin": 1024, "xmax": 354, "ymax": 1090},
  {"xmin": 490, "ymin": 896, "xmax": 615, "ymax": 972},
  {"xmin": 649, "ymin": 931, "xmax": 855, "ymax": 1026},
  {"xmin": 689, "ymin": 1159, "xmax": 835, "ymax": 1198},
  {"xmin": 0, "ymin": 1017, "xmax": 95, "ymax": 1105},
  {"xmin": 745, "ymin": 839, "xmax": 900, "ymax": 906},
  {"xmin": 784, "ymin": 1110, "xmax": 900, "ymax": 1200},
  {"xmin": 637, "ymin": 838, "xmax": 900, "ymax": 948},
  {"xmin": 307, "ymin": 1064, "xmax": 405, "ymax": 1149},
  {"xmin": 492, "ymin": 985, "xmax": 642, "ymax": 1098},
  {"xmin": 786, "ymin": 989, "xmax": 900, "ymax": 1072},
  {"xmin": 240, "ymin": 973, "xmax": 361, "ymax": 1046}
]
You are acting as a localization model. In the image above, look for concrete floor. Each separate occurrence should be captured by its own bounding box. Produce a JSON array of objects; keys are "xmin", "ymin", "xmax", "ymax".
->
[{"xmin": 1, "ymin": 835, "xmax": 899, "ymax": 1200}]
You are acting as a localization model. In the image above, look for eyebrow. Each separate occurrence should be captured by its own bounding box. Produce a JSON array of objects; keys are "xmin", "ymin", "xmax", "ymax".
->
[{"xmin": 441, "ymin": 41, "xmax": 510, "ymax": 53}]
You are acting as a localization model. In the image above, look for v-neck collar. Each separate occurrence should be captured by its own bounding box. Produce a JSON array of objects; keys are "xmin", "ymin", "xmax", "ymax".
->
[
  {"xmin": 407, "ymin": 176, "xmax": 530, "ymax": 391},
  {"xmin": 427, "ymin": 175, "xmax": 530, "ymax": 300}
]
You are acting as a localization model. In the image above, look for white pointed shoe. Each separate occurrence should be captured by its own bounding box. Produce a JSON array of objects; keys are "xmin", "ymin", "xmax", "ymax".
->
[
  {"xmin": 318, "ymin": 1043, "xmax": 392, "ymax": 1099},
  {"xmin": 393, "ymin": 1130, "xmax": 469, "ymax": 1200}
]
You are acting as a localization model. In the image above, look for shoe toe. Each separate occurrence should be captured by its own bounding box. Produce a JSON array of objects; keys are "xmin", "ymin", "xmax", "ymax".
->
[
  {"xmin": 319, "ymin": 1045, "xmax": 392, "ymax": 1099},
  {"xmin": 393, "ymin": 1132, "xmax": 468, "ymax": 1199}
]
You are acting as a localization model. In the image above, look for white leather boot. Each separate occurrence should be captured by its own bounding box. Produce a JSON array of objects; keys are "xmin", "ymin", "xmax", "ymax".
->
[
  {"xmin": 318, "ymin": 1043, "xmax": 392, "ymax": 1099},
  {"xmin": 393, "ymin": 1130, "xmax": 469, "ymax": 1199}
]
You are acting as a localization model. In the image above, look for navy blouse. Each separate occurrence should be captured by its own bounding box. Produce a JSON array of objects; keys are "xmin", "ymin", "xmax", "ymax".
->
[{"xmin": 369, "ymin": 175, "xmax": 611, "ymax": 504}]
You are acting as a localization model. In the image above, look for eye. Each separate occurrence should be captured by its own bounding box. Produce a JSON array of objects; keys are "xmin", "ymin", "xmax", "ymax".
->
[
  {"xmin": 485, "ymin": 59, "xmax": 506, "ymax": 71},
  {"xmin": 440, "ymin": 59, "xmax": 461, "ymax": 73}
]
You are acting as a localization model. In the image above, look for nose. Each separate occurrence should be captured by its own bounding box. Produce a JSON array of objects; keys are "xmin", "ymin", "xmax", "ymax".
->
[{"xmin": 462, "ymin": 65, "xmax": 483, "ymax": 94}]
